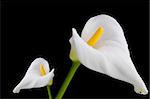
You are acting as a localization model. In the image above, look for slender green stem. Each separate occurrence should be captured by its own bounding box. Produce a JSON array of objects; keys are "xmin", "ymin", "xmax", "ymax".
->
[
  {"xmin": 55, "ymin": 61, "xmax": 80, "ymax": 99},
  {"xmin": 47, "ymin": 86, "xmax": 52, "ymax": 99}
]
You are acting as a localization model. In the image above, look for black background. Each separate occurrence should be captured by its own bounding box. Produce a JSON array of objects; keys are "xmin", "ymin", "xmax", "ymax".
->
[{"xmin": 1, "ymin": 0, "xmax": 149, "ymax": 98}]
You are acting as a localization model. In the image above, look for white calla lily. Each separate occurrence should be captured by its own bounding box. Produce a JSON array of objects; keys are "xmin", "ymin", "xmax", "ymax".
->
[
  {"xmin": 13, "ymin": 58, "xmax": 54, "ymax": 93},
  {"xmin": 69, "ymin": 14, "xmax": 148, "ymax": 95}
]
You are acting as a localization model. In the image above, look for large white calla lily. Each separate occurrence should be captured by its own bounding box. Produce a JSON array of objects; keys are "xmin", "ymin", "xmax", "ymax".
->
[
  {"xmin": 69, "ymin": 14, "xmax": 148, "ymax": 95},
  {"xmin": 13, "ymin": 58, "xmax": 54, "ymax": 93}
]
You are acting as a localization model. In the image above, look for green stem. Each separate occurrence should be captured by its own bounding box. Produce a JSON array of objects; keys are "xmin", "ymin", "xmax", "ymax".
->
[
  {"xmin": 47, "ymin": 86, "xmax": 52, "ymax": 99},
  {"xmin": 55, "ymin": 61, "xmax": 80, "ymax": 99}
]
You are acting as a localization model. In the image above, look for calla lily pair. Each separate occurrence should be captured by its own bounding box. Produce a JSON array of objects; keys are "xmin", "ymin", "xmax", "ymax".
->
[
  {"xmin": 69, "ymin": 14, "xmax": 148, "ymax": 95},
  {"xmin": 13, "ymin": 58, "xmax": 54, "ymax": 93},
  {"xmin": 13, "ymin": 14, "xmax": 148, "ymax": 98}
]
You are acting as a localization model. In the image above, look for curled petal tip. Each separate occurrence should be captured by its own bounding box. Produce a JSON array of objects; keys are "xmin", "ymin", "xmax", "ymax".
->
[
  {"xmin": 48, "ymin": 68, "xmax": 55, "ymax": 78},
  {"xmin": 72, "ymin": 28, "xmax": 79, "ymax": 37},
  {"xmin": 13, "ymin": 87, "xmax": 20, "ymax": 93},
  {"xmin": 51, "ymin": 68, "xmax": 55, "ymax": 73},
  {"xmin": 134, "ymin": 86, "xmax": 148, "ymax": 95},
  {"xmin": 72, "ymin": 28, "xmax": 76, "ymax": 32}
]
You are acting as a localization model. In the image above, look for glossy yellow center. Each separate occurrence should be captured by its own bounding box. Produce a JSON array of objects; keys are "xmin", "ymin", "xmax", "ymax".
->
[
  {"xmin": 40, "ymin": 64, "xmax": 53, "ymax": 85},
  {"xmin": 40, "ymin": 64, "xmax": 46, "ymax": 76},
  {"xmin": 87, "ymin": 26, "xmax": 104, "ymax": 46}
]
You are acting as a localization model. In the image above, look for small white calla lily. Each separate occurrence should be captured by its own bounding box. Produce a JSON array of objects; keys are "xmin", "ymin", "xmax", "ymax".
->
[
  {"xmin": 13, "ymin": 58, "xmax": 54, "ymax": 93},
  {"xmin": 69, "ymin": 14, "xmax": 148, "ymax": 95}
]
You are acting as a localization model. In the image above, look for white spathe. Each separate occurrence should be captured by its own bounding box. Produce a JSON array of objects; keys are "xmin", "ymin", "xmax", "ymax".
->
[
  {"xmin": 13, "ymin": 58, "xmax": 54, "ymax": 93},
  {"xmin": 69, "ymin": 14, "xmax": 148, "ymax": 95}
]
